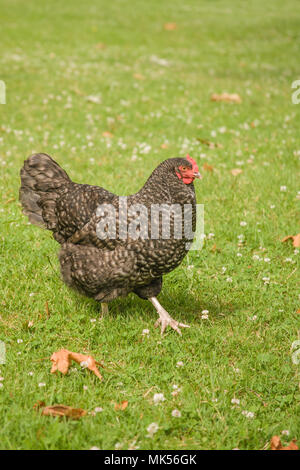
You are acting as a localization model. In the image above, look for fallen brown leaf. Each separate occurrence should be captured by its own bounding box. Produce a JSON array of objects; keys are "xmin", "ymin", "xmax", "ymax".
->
[
  {"xmin": 50, "ymin": 349, "xmax": 103, "ymax": 380},
  {"xmin": 197, "ymin": 138, "xmax": 223, "ymax": 149},
  {"xmin": 164, "ymin": 23, "xmax": 177, "ymax": 30},
  {"xmin": 211, "ymin": 244, "xmax": 221, "ymax": 253},
  {"xmin": 203, "ymin": 163, "xmax": 214, "ymax": 172},
  {"xmin": 281, "ymin": 233, "xmax": 300, "ymax": 248},
  {"xmin": 231, "ymin": 168, "xmax": 243, "ymax": 176},
  {"xmin": 270, "ymin": 435, "xmax": 298, "ymax": 450},
  {"xmin": 95, "ymin": 43, "xmax": 106, "ymax": 50},
  {"xmin": 133, "ymin": 73, "xmax": 145, "ymax": 80},
  {"xmin": 102, "ymin": 131, "xmax": 113, "ymax": 138},
  {"xmin": 33, "ymin": 400, "xmax": 46, "ymax": 410},
  {"xmin": 41, "ymin": 404, "xmax": 86, "ymax": 420},
  {"xmin": 211, "ymin": 93, "xmax": 242, "ymax": 104},
  {"xmin": 114, "ymin": 400, "xmax": 128, "ymax": 411}
]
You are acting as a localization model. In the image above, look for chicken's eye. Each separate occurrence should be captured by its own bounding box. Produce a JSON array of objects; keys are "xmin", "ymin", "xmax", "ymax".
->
[{"xmin": 180, "ymin": 166, "xmax": 187, "ymax": 171}]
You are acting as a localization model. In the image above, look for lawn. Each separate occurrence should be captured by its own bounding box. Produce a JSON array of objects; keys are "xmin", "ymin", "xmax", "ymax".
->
[{"xmin": 0, "ymin": 0, "xmax": 299, "ymax": 450}]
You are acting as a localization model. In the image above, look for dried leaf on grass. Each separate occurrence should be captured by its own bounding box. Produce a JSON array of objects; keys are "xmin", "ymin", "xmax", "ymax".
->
[
  {"xmin": 164, "ymin": 23, "xmax": 177, "ymax": 30},
  {"xmin": 231, "ymin": 168, "xmax": 243, "ymax": 176},
  {"xmin": 133, "ymin": 73, "xmax": 145, "ymax": 80},
  {"xmin": 281, "ymin": 233, "xmax": 300, "ymax": 248},
  {"xmin": 270, "ymin": 436, "xmax": 298, "ymax": 450},
  {"xmin": 50, "ymin": 348, "xmax": 103, "ymax": 380},
  {"xmin": 95, "ymin": 43, "xmax": 106, "ymax": 50},
  {"xmin": 211, "ymin": 92, "xmax": 242, "ymax": 103},
  {"xmin": 34, "ymin": 401, "xmax": 86, "ymax": 420},
  {"xmin": 203, "ymin": 163, "xmax": 214, "ymax": 172},
  {"xmin": 33, "ymin": 400, "xmax": 46, "ymax": 410},
  {"xmin": 102, "ymin": 131, "xmax": 113, "ymax": 138},
  {"xmin": 197, "ymin": 138, "xmax": 223, "ymax": 149},
  {"xmin": 114, "ymin": 400, "xmax": 128, "ymax": 411}
]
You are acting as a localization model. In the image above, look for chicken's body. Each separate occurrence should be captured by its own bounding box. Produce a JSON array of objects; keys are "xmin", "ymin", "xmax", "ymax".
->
[{"xmin": 20, "ymin": 153, "xmax": 201, "ymax": 334}]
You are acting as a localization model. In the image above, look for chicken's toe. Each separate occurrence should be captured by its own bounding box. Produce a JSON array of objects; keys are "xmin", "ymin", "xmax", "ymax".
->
[{"xmin": 150, "ymin": 297, "xmax": 190, "ymax": 336}]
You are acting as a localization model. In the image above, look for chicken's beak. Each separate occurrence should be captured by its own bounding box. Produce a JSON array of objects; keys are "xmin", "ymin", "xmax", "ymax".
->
[{"xmin": 193, "ymin": 171, "xmax": 202, "ymax": 179}]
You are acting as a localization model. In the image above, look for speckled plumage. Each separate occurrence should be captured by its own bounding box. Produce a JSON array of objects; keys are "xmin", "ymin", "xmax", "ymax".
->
[{"xmin": 20, "ymin": 153, "xmax": 197, "ymax": 304}]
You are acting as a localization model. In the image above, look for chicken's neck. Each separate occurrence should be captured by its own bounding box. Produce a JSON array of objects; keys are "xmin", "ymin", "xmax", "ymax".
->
[{"xmin": 135, "ymin": 172, "xmax": 195, "ymax": 206}]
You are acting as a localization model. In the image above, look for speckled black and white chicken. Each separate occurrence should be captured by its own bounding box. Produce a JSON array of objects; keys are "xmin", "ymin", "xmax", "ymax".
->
[{"xmin": 20, "ymin": 153, "xmax": 201, "ymax": 334}]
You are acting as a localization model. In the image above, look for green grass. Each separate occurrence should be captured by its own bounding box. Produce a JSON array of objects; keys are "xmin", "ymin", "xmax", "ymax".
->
[{"xmin": 0, "ymin": 0, "xmax": 299, "ymax": 450}]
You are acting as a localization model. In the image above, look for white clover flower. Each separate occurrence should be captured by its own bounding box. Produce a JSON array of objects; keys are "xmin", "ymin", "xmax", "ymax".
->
[
  {"xmin": 176, "ymin": 361, "xmax": 184, "ymax": 367},
  {"xmin": 226, "ymin": 277, "xmax": 233, "ymax": 283},
  {"xmin": 90, "ymin": 318, "xmax": 96, "ymax": 323},
  {"xmin": 171, "ymin": 409, "xmax": 182, "ymax": 418},
  {"xmin": 171, "ymin": 384, "xmax": 182, "ymax": 396},
  {"xmin": 147, "ymin": 422, "xmax": 159, "ymax": 437},
  {"xmin": 94, "ymin": 407, "xmax": 103, "ymax": 413},
  {"xmin": 83, "ymin": 385, "xmax": 88, "ymax": 391},
  {"xmin": 262, "ymin": 277, "xmax": 270, "ymax": 285},
  {"xmin": 153, "ymin": 393, "xmax": 165, "ymax": 404},
  {"xmin": 252, "ymin": 255, "xmax": 260, "ymax": 260},
  {"xmin": 17, "ymin": 339, "xmax": 23, "ymax": 344},
  {"xmin": 90, "ymin": 446, "xmax": 100, "ymax": 450},
  {"xmin": 86, "ymin": 95, "xmax": 101, "ymax": 104},
  {"xmin": 80, "ymin": 361, "xmax": 89, "ymax": 369},
  {"xmin": 201, "ymin": 314, "xmax": 209, "ymax": 319},
  {"xmin": 237, "ymin": 253, "xmax": 242, "ymax": 257},
  {"xmin": 28, "ymin": 372, "xmax": 34, "ymax": 376},
  {"xmin": 240, "ymin": 221, "xmax": 247, "ymax": 227},
  {"xmin": 142, "ymin": 329, "xmax": 150, "ymax": 336},
  {"xmin": 38, "ymin": 382, "xmax": 46, "ymax": 388},
  {"xmin": 280, "ymin": 185, "xmax": 287, "ymax": 192},
  {"xmin": 281, "ymin": 430, "xmax": 290, "ymax": 436},
  {"xmin": 231, "ymin": 398, "xmax": 240, "ymax": 405},
  {"xmin": 242, "ymin": 410, "xmax": 254, "ymax": 418},
  {"xmin": 264, "ymin": 258, "xmax": 270, "ymax": 263}
]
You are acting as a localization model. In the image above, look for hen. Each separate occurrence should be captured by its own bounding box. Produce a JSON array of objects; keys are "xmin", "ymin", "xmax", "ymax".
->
[{"xmin": 20, "ymin": 153, "xmax": 201, "ymax": 334}]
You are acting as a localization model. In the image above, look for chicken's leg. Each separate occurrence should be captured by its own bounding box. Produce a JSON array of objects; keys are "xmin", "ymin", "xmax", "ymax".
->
[
  {"xmin": 149, "ymin": 297, "xmax": 190, "ymax": 336},
  {"xmin": 100, "ymin": 302, "xmax": 109, "ymax": 319}
]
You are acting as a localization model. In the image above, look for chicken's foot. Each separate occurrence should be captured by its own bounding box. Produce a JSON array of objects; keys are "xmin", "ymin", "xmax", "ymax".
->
[{"xmin": 149, "ymin": 297, "xmax": 190, "ymax": 336}]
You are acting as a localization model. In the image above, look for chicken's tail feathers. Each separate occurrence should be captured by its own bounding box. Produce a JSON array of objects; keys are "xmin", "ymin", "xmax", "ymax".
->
[{"xmin": 19, "ymin": 153, "xmax": 72, "ymax": 229}]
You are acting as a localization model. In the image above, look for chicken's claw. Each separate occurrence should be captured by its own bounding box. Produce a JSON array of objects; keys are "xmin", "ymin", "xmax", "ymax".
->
[
  {"xmin": 154, "ymin": 317, "xmax": 190, "ymax": 336},
  {"xmin": 149, "ymin": 297, "xmax": 190, "ymax": 336}
]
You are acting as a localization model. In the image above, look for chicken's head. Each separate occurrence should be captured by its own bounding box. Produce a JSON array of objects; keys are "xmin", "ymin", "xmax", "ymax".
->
[{"xmin": 176, "ymin": 155, "xmax": 202, "ymax": 184}]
